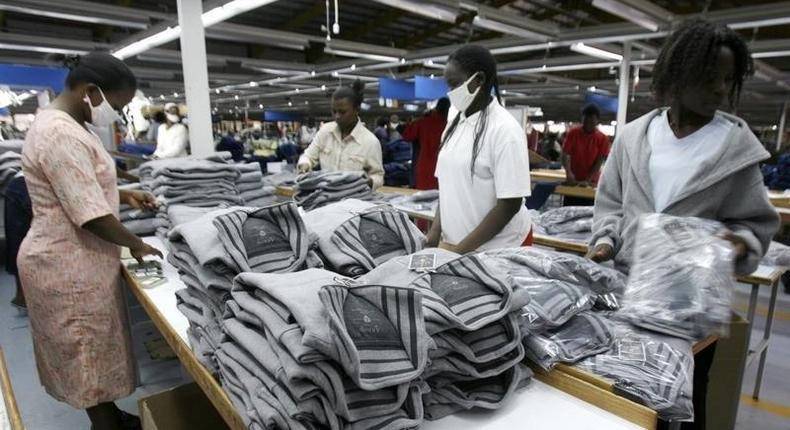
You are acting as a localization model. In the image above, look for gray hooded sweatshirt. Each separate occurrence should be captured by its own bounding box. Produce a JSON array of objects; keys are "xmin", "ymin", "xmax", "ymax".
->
[{"xmin": 592, "ymin": 109, "xmax": 780, "ymax": 276}]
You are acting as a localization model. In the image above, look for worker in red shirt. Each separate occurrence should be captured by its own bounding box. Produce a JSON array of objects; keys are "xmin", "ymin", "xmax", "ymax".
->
[
  {"xmin": 561, "ymin": 103, "xmax": 610, "ymax": 205},
  {"xmin": 403, "ymin": 97, "xmax": 450, "ymax": 190}
]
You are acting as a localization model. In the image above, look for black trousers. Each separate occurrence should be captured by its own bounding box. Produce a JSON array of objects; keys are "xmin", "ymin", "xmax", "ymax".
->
[{"xmin": 658, "ymin": 342, "xmax": 717, "ymax": 430}]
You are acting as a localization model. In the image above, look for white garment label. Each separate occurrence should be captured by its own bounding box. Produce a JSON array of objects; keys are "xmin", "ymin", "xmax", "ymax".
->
[{"xmin": 409, "ymin": 254, "xmax": 437, "ymax": 272}]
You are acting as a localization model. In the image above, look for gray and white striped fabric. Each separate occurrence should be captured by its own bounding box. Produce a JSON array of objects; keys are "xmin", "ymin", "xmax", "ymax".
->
[
  {"xmin": 424, "ymin": 340, "xmax": 524, "ymax": 380},
  {"xmin": 523, "ymin": 311, "xmax": 614, "ymax": 370},
  {"xmin": 518, "ymin": 278, "xmax": 595, "ymax": 334},
  {"xmin": 212, "ymin": 202, "xmax": 322, "ymax": 274},
  {"xmin": 410, "ymin": 255, "xmax": 516, "ymax": 335},
  {"xmin": 318, "ymin": 283, "xmax": 432, "ymax": 390},
  {"xmin": 430, "ymin": 313, "xmax": 523, "ymax": 364}
]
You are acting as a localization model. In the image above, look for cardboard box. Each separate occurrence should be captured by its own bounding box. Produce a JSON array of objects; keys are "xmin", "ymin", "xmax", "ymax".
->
[
  {"xmin": 139, "ymin": 383, "xmax": 229, "ymax": 430},
  {"xmin": 706, "ymin": 312, "xmax": 750, "ymax": 430}
]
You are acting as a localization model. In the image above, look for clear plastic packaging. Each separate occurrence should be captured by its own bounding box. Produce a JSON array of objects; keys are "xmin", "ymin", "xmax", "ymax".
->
[
  {"xmin": 536, "ymin": 206, "xmax": 595, "ymax": 235},
  {"xmin": 516, "ymin": 277, "xmax": 595, "ymax": 334},
  {"xmin": 619, "ymin": 214, "xmax": 734, "ymax": 340},
  {"xmin": 762, "ymin": 241, "xmax": 790, "ymax": 267},
  {"xmin": 575, "ymin": 319, "xmax": 695, "ymax": 422},
  {"xmin": 523, "ymin": 311, "xmax": 614, "ymax": 370}
]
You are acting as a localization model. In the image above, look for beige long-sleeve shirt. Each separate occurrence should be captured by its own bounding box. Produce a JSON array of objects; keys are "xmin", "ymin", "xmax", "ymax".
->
[{"xmin": 298, "ymin": 119, "xmax": 384, "ymax": 189}]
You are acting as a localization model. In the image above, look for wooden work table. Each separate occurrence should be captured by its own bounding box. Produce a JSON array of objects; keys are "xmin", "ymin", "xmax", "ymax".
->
[{"xmin": 0, "ymin": 348, "xmax": 23, "ymax": 430}]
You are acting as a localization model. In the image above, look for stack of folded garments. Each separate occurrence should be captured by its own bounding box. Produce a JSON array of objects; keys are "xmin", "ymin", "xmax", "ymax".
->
[
  {"xmin": 119, "ymin": 204, "xmax": 166, "ymax": 236},
  {"xmin": 618, "ymin": 214, "xmax": 734, "ymax": 340},
  {"xmin": 360, "ymin": 251, "xmax": 533, "ymax": 421},
  {"xmin": 0, "ymin": 151, "xmax": 22, "ymax": 193},
  {"xmin": 169, "ymin": 202, "xmax": 322, "ymax": 372},
  {"xmin": 236, "ymin": 163, "xmax": 278, "ymax": 207},
  {"xmin": 262, "ymin": 170, "xmax": 298, "ymax": 187},
  {"xmin": 762, "ymin": 241, "xmax": 790, "ymax": 266},
  {"xmin": 295, "ymin": 171, "xmax": 374, "ymax": 211},
  {"xmin": 575, "ymin": 318, "xmax": 695, "ymax": 422},
  {"xmin": 483, "ymin": 247, "xmax": 627, "ymax": 333},
  {"xmin": 533, "ymin": 206, "xmax": 594, "ymax": 242},
  {"xmin": 389, "ymin": 190, "xmax": 439, "ymax": 214},
  {"xmin": 302, "ymin": 199, "xmax": 425, "ymax": 276},
  {"xmin": 522, "ymin": 311, "xmax": 614, "ymax": 371},
  {"xmin": 139, "ymin": 156, "xmax": 243, "ymax": 237}
]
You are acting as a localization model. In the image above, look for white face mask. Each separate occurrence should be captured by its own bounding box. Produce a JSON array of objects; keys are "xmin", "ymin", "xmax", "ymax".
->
[
  {"xmin": 166, "ymin": 113, "xmax": 180, "ymax": 123},
  {"xmin": 84, "ymin": 86, "xmax": 120, "ymax": 128},
  {"xmin": 447, "ymin": 72, "xmax": 480, "ymax": 113}
]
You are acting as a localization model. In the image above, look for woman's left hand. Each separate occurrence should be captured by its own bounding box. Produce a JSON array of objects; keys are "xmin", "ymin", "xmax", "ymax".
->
[
  {"xmin": 124, "ymin": 190, "xmax": 159, "ymax": 211},
  {"xmin": 720, "ymin": 230, "xmax": 748, "ymax": 259}
]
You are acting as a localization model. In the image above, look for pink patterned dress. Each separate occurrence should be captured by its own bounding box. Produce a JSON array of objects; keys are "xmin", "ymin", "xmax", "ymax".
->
[{"xmin": 17, "ymin": 109, "xmax": 135, "ymax": 409}]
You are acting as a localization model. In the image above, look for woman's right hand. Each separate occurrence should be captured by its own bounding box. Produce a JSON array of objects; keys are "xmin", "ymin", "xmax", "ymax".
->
[
  {"xmin": 297, "ymin": 161, "xmax": 312, "ymax": 174},
  {"xmin": 586, "ymin": 243, "xmax": 614, "ymax": 263},
  {"xmin": 131, "ymin": 242, "xmax": 163, "ymax": 264}
]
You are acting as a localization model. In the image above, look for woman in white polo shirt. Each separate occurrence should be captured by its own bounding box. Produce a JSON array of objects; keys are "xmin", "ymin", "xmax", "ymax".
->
[{"xmin": 426, "ymin": 45, "xmax": 532, "ymax": 253}]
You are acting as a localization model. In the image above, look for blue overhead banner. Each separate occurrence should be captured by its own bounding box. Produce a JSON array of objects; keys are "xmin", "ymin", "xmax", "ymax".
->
[
  {"xmin": 263, "ymin": 111, "xmax": 303, "ymax": 122},
  {"xmin": 584, "ymin": 92, "xmax": 618, "ymax": 114},
  {"xmin": 414, "ymin": 76, "xmax": 448, "ymax": 100},
  {"xmin": 0, "ymin": 64, "xmax": 68, "ymax": 92},
  {"xmin": 379, "ymin": 78, "xmax": 415, "ymax": 100}
]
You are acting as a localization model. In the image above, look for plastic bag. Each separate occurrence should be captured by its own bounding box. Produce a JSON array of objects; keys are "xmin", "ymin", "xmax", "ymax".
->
[
  {"xmin": 575, "ymin": 319, "xmax": 694, "ymax": 422},
  {"xmin": 619, "ymin": 214, "xmax": 734, "ymax": 340},
  {"xmin": 762, "ymin": 241, "xmax": 790, "ymax": 267},
  {"xmin": 537, "ymin": 206, "xmax": 594, "ymax": 235},
  {"xmin": 523, "ymin": 311, "xmax": 614, "ymax": 370}
]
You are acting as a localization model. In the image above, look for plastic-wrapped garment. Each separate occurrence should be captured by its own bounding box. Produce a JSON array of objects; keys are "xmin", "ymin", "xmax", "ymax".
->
[
  {"xmin": 762, "ymin": 241, "xmax": 790, "ymax": 266},
  {"xmin": 517, "ymin": 277, "xmax": 595, "ymax": 334},
  {"xmin": 575, "ymin": 320, "xmax": 694, "ymax": 422},
  {"xmin": 619, "ymin": 214, "xmax": 734, "ymax": 340},
  {"xmin": 536, "ymin": 206, "xmax": 594, "ymax": 235},
  {"xmin": 523, "ymin": 311, "xmax": 614, "ymax": 370}
]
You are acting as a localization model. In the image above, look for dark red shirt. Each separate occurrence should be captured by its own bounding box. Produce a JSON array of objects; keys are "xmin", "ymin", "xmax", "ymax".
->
[
  {"xmin": 403, "ymin": 112, "xmax": 446, "ymax": 190},
  {"xmin": 562, "ymin": 125, "xmax": 610, "ymax": 183}
]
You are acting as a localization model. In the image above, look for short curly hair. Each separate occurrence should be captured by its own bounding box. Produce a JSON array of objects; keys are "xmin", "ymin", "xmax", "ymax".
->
[{"xmin": 651, "ymin": 18, "xmax": 753, "ymax": 108}]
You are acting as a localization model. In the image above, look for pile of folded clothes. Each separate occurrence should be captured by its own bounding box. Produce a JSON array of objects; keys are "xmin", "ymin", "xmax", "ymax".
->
[
  {"xmin": 575, "ymin": 318, "xmax": 695, "ymax": 422},
  {"xmin": 0, "ymin": 151, "xmax": 22, "ymax": 193},
  {"xmin": 236, "ymin": 163, "xmax": 278, "ymax": 207},
  {"xmin": 762, "ymin": 241, "xmax": 790, "ymax": 266},
  {"xmin": 139, "ymin": 155, "xmax": 243, "ymax": 237},
  {"xmin": 262, "ymin": 170, "xmax": 298, "ymax": 188},
  {"xmin": 389, "ymin": 190, "xmax": 439, "ymax": 214},
  {"xmin": 295, "ymin": 171, "xmax": 374, "ymax": 211},
  {"xmin": 218, "ymin": 250, "xmax": 532, "ymax": 429},
  {"xmin": 618, "ymin": 214, "xmax": 734, "ymax": 340},
  {"xmin": 302, "ymin": 199, "xmax": 426, "ymax": 277},
  {"xmin": 119, "ymin": 203, "xmax": 166, "ymax": 236},
  {"xmin": 169, "ymin": 202, "xmax": 322, "ymax": 372},
  {"xmin": 532, "ymin": 206, "xmax": 594, "ymax": 242}
]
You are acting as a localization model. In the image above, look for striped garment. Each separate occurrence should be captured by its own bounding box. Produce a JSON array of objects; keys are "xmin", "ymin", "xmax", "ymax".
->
[
  {"xmin": 517, "ymin": 278, "xmax": 595, "ymax": 334},
  {"xmin": 424, "ymin": 340, "xmax": 524, "ymax": 380},
  {"xmin": 212, "ymin": 202, "xmax": 322, "ymax": 274},
  {"xmin": 410, "ymin": 255, "xmax": 516, "ymax": 335},
  {"xmin": 523, "ymin": 311, "xmax": 614, "ymax": 371},
  {"xmin": 318, "ymin": 283, "xmax": 432, "ymax": 391},
  {"xmin": 430, "ymin": 313, "xmax": 523, "ymax": 364},
  {"xmin": 423, "ymin": 364, "xmax": 531, "ymax": 421}
]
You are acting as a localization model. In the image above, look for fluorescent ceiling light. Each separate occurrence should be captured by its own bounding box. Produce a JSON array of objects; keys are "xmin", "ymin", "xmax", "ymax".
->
[
  {"xmin": 202, "ymin": 0, "xmax": 279, "ymax": 27},
  {"xmin": 113, "ymin": 26, "xmax": 181, "ymax": 60},
  {"xmin": 570, "ymin": 43, "xmax": 623, "ymax": 61},
  {"xmin": 729, "ymin": 17, "xmax": 790, "ymax": 30},
  {"xmin": 337, "ymin": 74, "xmax": 379, "ymax": 82},
  {"xmin": 752, "ymin": 50, "xmax": 790, "ymax": 59},
  {"xmin": 0, "ymin": 4, "xmax": 148, "ymax": 29},
  {"xmin": 500, "ymin": 61, "xmax": 620, "ymax": 75},
  {"xmin": 473, "ymin": 16, "xmax": 550, "ymax": 41},
  {"xmin": 370, "ymin": 0, "xmax": 457, "ymax": 23},
  {"xmin": 592, "ymin": 0, "xmax": 662, "ymax": 32},
  {"xmin": 0, "ymin": 42, "xmax": 87, "ymax": 56},
  {"xmin": 324, "ymin": 47, "xmax": 400, "ymax": 63}
]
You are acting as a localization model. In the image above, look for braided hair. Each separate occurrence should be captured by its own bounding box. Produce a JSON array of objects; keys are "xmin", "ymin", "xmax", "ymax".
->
[
  {"xmin": 651, "ymin": 18, "xmax": 753, "ymax": 109},
  {"xmin": 440, "ymin": 45, "xmax": 501, "ymax": 177},
  {"xmin": 332, "ymin": 79, "xmax": 365, "ymax": 109},
  {"xmin": 52, "ymin": 52, "xmax": 137, "ymax": 92}
]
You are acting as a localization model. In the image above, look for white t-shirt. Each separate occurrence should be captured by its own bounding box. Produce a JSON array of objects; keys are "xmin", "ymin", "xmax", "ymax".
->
[
  {"xmin": 154, "ymin": 123, "xmax": 189, "ymax": 159},
  {"xmin": 648, "ymin": 110, "xmax": 733, "ymax": 212},
  {"xmin": 435, "ymin": 98, "xmax": 532, "ymax": 251}
]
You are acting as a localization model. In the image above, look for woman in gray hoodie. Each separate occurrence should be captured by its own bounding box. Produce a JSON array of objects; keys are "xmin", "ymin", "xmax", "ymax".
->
[{"xmin": 588, "ymin": 19, "xmax": 780, "ymax": 430}]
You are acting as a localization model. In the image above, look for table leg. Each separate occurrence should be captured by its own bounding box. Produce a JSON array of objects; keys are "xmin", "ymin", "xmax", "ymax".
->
[{"xmin": 752, "ymin": 279, "xmax": 779, "ymax": 400}]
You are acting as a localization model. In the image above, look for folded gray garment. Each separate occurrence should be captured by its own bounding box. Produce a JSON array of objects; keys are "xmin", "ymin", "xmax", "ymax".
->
[
  {"xmin": 236, "ymin": 163, "xmax": 262, "ymax": 173},
  {"xmin": 524, "ymin": 311, "xmax": 615, "ymax": 371},
  {"xmin": 296, "ymin": 171, "xmax": 368, "ymax": 189},
  {"xmin": 358, "ymin": 248, "xmax": 461, "ymax": 287},
  {"xmin": 167, "ymin": 205, "xmax": 217, "ymax": 228},
  {"xmin": 169, "ymin": 206, "xmax": 256, "ymax": 274},
  {"xmin": 410, "ymin": 254, "xmax": 519, "ymax": 335},
  {"xmin": 537, "ymin": 206, "xmax": 594, "ymax": 235},
  {"xmin": 154, "ymin": 182, "xmax": 238, "ymax": 197},
  {"xmin": 238, "ymin": 181, "xmax": 266, "ymax": 193},
  {"xmin": 187, "ymin": 327, "xmax": 218, "ymax": 374},
  {"xmin": 303, "ymin": 199, "xmax": 425, "ymax": 276},
  {"xmin": 262, "ymin": 171, "xmax": 298, "ymax": 187},
  {"xmin": 318, "ymin": 283, "xmax": 432, "ymax": 390},
  {"xmin": 424, "ymin": 340, "xmax": 524, "ymax": 380},
  {"xmin": 225, "ymin": 299, "xmax": 418, "ymax": 424},
  {"xmin": 423, "ymin": 364, "xmax": 531, "ymax": 421},
  {"xmin": 517, "ymin": 278, "xmax": 595, "ymax": 334},
  {"xmin": 763, "ymin": 241, "xmax": 790, "ymax": 266},
  {"xmin": 123, "ymin": 217, "xmax": 168, "ymax": 236},
  {"xmin": 150, "ymin": 158, "xmax": 241, "ymax": 179},
  {"xmin": 240, "ymin": 187, "xmax": 275, "ymax": 201},
  {"xmin": 163, "ymin": 192, "xmax": 244, "ymax": 206},
  {"xmin": 430, "ymin": 313, "xmax": 523, "ymax": 364},
  {"xmin": 119, "ymin": 205, "xmax": 156, "ymax": 221},
  {"xmin": 149, "ymin": 176, "xmax": 237, "ymax": 190},
  {"xmin": 212, "ymin": 202, "xmax": 322, "ymax": 273},
  {"xmin": 176, "ymin": 287, "xmax": 223, "ymax": 327},
  {"xmin": 168, "ymin": 240, "xmax": 235, "ymax": 291},
  {"xmin": 246, "ymin": 196, "xmax": 279, "ymax": 208},
  {"xmin": 139, "ymin": 152, "xmax": 231, "ymax": 174},
  {"xmin": 297, "ymin": 183, "xmax": 372, "ymax": 211},
  {"xmin": 238, "ymin": 170, "xmax": 264, "ymax": 183}
]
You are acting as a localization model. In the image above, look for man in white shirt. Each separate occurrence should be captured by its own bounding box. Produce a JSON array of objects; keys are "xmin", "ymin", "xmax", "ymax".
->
[{"xmin": 152, "ymin": 103, "xmax": 189, "ymax": 159}]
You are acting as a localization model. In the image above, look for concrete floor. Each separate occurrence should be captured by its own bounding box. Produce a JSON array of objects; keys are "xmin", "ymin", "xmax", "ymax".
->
[{"xmin": 0, "ymin": 271, "xmax": 787, "ymax": 429}]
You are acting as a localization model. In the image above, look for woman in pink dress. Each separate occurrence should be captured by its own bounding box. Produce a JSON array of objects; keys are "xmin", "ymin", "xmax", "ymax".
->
[{"xmin": 18, "ymin": 53, "xmax": 162, "ymax": 430}]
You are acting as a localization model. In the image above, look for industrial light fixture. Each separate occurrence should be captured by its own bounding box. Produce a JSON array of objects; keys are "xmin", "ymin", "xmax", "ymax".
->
[
  {"xmin": 173, "ymin": 92, "xmax": 179, "ymax": 97},
  {"xmin": 0, "ymin": 42, "xmax": 87, "ymax": 56},
  {"xmin": 370, "ymin": 0, "xmax": 457, "ymax": 23},
  {"xmin": 234, "ymin": 95, "xmax": 239, "ymax": 100},
  {"xmin": 472, "ymin": 15, "xmax": 550, "ymax": 41},
  {"xmin": 0, "ymin": 3, "xmax": 148, "ymax": 29},
  {"xmin": 591, "ymin": 0, "xmax": 663, "ymax": 32},
  {"xmin": 570, "ymin": 43, "xmax": 623, "ymax": 61},
  {"xmin": 752, "ymin": 50, "xmax": 790, "ymax": 59},
  {"xmin": 249, "ymin": 81, "xmax": 258, "ymax": 87},
  {"xmin": 259, "ymin": 104, "xmax": 263, "ymax": 109},
  {"xmin": 729, "ymin": 17, "xmax": 790, "ymax": 30},
  {"xmin": 500, "ymin": 61, "xmax": 620, "ymax": 75},
  {"xmin": 114, "ymin": 0, "xmax": 280, "ymax": 59},
  {"xmin": 324, "ymin": 47, "xmax": 400, "ymax": 63}
]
